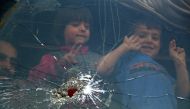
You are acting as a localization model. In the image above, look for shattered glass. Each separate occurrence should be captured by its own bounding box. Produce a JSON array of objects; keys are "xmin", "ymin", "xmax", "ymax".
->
[{"xmin": 0, "ymin": 0, "xmax": 190, "ymax": 109}]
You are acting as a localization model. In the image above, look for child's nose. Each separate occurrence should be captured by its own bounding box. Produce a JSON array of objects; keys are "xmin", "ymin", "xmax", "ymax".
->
[
  {"xmin": 79, "ymin": 24, "xmax": 86, "ymax": 31},
  {"xmin": 145, "ymin": 35, "xmax": 152, "ymax": 41}
]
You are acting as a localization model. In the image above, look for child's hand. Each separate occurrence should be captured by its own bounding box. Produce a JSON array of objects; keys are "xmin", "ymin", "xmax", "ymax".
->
[
  {"xmin": 59, "ymin": 44, "xmax": 82, "ymax": 66},
  {"xmin": 169, "ymin": 40, "xmax": 186, "ymax": 65},
  {"xmin": 122, "ymin": 35, "xmax": 141, "ymax": 51}
]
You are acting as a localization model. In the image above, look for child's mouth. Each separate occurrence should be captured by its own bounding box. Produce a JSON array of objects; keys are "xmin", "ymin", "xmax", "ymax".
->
[
  {"xmin": 76, "ymin": 34, "xmax": 86, "ymax": 38},
  {"xmin": 141, "ymin": 45, "xmax": 154, "ymax": 50},
  {"xmin": 75, "ymin": 37, "xmax": 87, "ymax": 44}
]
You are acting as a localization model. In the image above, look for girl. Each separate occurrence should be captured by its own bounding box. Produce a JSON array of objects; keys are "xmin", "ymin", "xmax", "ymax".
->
[{"xmin": 28, "ymin": 5, "xmax": 101, "ymax": 84}]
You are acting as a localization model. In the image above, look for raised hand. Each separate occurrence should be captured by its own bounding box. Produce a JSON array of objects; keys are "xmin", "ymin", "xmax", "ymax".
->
[
  {"xmin": 169, "ymin": 39, "xmax": 186, "ymax": 65},
  {"xmin": 59, "ymin": 44, "xmax": 82, "ymax": 66},
  {"xmin": 122, "ymin": 35, "xmax": 141, "ymax": 51}
]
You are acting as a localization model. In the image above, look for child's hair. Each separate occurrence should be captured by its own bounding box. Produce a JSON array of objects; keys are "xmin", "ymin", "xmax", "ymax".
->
[
  {"xmin": 52, "ymin": 5, "xmax": 92, "ymax": 45},
  {"xmin": 130, "ymin": 14, "xmax": 163, "ymax": 34}
]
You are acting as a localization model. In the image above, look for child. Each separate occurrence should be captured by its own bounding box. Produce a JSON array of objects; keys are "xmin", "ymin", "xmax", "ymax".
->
[
  {"xmin": 97, "ymin": 17, "xmax": 190, "ymax": 109},
  {"xmin": 0, "ymin": 40, "xmax": 17, "ymax": 79},
  {"xmin": 28, "ymin": 5, "xmax": 101, "ymax": 84}
]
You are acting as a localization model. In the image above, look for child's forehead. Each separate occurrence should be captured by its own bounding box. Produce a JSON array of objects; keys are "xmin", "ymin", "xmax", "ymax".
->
[
  {"xmin": 135, "ymin": 24, "xmax": 161, "ymax": 33},
  {"xmin": 68, "ymin": 20, "xmax": 90, "ymax": 24}
]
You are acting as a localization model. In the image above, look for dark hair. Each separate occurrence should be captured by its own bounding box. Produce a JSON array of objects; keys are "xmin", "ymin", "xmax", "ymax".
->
[
  {"xmin": 52, "ymin": 5, "xmax": 92, "ymax": 45},
  {"xmin": 130, "ymin": 14, "xmax": 163, "ymax": 34}
]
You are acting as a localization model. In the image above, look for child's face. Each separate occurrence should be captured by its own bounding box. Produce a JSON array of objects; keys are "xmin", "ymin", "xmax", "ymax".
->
[
  {"xmin": 64, "ymin": 21, "xmax": 90, "ymax": 45},
  {"xmin": 0, "ymin": 42, "xmax": 17, "ymax": 75},
  {"xmin": 134, "ymin": 24, "xmax": 161, "ymax": 57}
]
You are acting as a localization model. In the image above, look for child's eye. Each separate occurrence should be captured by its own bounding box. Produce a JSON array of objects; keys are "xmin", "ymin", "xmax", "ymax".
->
[
  {"xmin": 0, "ymin": 53, "xmax": 7, "ymax": 61},
  {"xmin": 70, "ymin": 22, "xmax": 80, "ymax": 27},
  {"xmin": 136, "ymin": 33, "xmax": 146, "ymax": 38},
  {"xmin": 70, "ymin": 22, "xmax": 90, "ymax": 30},
  {"xmin": 84, "ymin": 24, "xmax": 90, "ymax": 29},
  {"xmin": 152, "ymin": 35, "xmax": 160, "ymax": 41}
]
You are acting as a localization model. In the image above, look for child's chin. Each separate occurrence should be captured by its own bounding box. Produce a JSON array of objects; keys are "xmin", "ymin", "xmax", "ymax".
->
[{"xmin": 75, "ymin": 39, "xmax": 87, "ymax": 45}]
